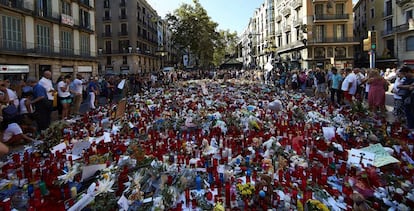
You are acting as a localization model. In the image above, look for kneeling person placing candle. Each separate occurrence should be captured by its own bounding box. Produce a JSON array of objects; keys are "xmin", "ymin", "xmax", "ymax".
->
[{"xmin": 2, "ymin": 121, "xmax": 34, "ymax": 145}]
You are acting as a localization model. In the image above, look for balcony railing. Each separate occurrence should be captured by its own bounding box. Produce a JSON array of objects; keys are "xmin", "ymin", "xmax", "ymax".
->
[
  {"xmin": 0, "ymin": 39, "xmax": 96, "ymax": 58},
  {"xmin": 35, "ymin": 10, "xmax": 61, "ymax": 22},
  {"xmin": 381, "ymin": 29, "xmax": 394, "ymax": 36},
  {"xmin": 102, "ymin": 32, "xmax": 112, "ymax": 37},
  {"xmin": 396, "ymin": 0, "xmax": 411, "ymax": 7},
  {"xmin": 383, "ymin": 11, "xmax": 393, "ymax": 18},
  {"xmin": 276, "ymin": 30, "xmax": 282, "ymax": 36},
  {"xmin": 0, "ymin": 0, "xmax": 34, "ymax": 13},
  {"xmin": 275, "ymin": 15, "xmax": 282, "ymax": 23},
  {"xmin": 281, "ymin": 8, "xmax": 291, "ymax": 17},
  {"xmin": 308, "ymin": 37, "xmax": 358, "ymax": 44},
  {"xmin": 314, "ymin": 14, "xmax": 349, "ymax": 21},
  {"xmin": 293, "ymin": 19, "xmax": 302, "ymax": 27},
  {"xmin": 78, "ymin": 0, "xmax": 93, "ymax": 9},
  {"xmin": 394, "ymin": 23, "xmax": 410, "ymax": 33},
  {"xmin": 102, "ymin": 16, "xmax": 111, "ymax": 21},
  {"xmin": 283, "ymin": 25, "xmax": 291, "ymax": 32},
  {"xmin": 118, "ymin": 31, "xmax": 128, "ymax": 36},
  {"xmin": 291, "ymin": 0, "xmax": 302, "ymax": 10},
  {"xmin": 119, "ymin": 15, "xmax": 127, "ymax": 20}
]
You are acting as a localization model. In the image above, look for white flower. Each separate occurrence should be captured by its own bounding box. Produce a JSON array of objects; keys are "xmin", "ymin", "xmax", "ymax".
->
[
  {"xmin": 96, "ymin": 178, "xmax": 115, "ymax": 195},
  {"xmin": 58, "ymin": 163, "xmax": 80, "ymax": 184}
]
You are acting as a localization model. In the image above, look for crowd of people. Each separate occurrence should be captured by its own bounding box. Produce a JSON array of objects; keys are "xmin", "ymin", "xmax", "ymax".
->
[{"xmin": 0, "ymin": 65, "xmax": 413, "ymax": 156}]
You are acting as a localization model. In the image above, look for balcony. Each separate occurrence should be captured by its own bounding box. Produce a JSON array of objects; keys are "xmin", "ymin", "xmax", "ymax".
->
[
  {"xmin": 281, "ymin": 8, "xmax": 291, "ymax": 17},
  {"xmin": 119, "ymin": 15, "xmax": 127, "ymax": 20},
  {"xmin": 276, "ymin": 30, "xmax": 282, "ymax": 36},
  {"xmin": 35, "ymin": 10, "xmax": 61, "ymax": 22},
  {"xmin": 293, "ymin": 19, "xmax": 302, "ymax": 27},
  {"xmin": 307, "ymin": 37, "xmax": 358, "ymax": 44},
  {"xmin": 291, "ymin": 0, "xmax": 302, "ymax": 10},
  {"xmin": 396, "ymin": 0, "xmax": 411, "ymax": 7},
  {"xmin": 78, "ymin": 0, "xmax": 93, "ymax": 9},
  {"xmin": 275, "ymin": 15, "xmax": 282, "ymax": 23},
  {"xmin": 0, "ymin": 0, "xmax": 33, "ymax": 13},
  {"xmin": 383, "ymin": 11, "xmax": 393, "ymax": 18},
  {"xmin": 283, "ymin": 25, "xmax": 291, "ymax": 32},
  {"xmin": 118, "ymin": 31, "xmax": 128, "ymax": 37},
  {"xmin": 394, "ymin": 23, "xmax": 412, "ymax": 33},
  {"xmin": 0, "ymin": 39, "xmax": 96, "ymax": 59},
  {"xmin": 381, "ymin": 29, "xmax": 394, "ymax": 36},
  {"xmin": 314, "ymin": 14, "xmax": 349, "ymax": 21},
  {"xmin": 102, "ymin": 32, "xmax": 112, "ymax": 38},
  {"xmin": 102, "ymin": 16, "xmax": 111, "ymax": 21}
]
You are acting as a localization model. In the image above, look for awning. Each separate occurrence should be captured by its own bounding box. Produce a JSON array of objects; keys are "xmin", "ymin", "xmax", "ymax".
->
[
  {"xmin": 403, "ymin": 60, "xmax": 414, "ymax": 64},
  {"xmin": 0, "ymin": 65, "xmax": 29, "ymax": 73}
]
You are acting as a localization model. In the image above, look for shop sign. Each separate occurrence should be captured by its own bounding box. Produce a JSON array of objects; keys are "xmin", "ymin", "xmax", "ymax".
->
[
  {"xmin": 0, "ymin": 65, "xmax": 30, "ymax": 73},
  {"xmin": 78, "ymin": 66, "xmax": 92, "ymax": 73},
  {"xmin": 61, "ymin": 67, "xmax": 74, "ymax": 73}
]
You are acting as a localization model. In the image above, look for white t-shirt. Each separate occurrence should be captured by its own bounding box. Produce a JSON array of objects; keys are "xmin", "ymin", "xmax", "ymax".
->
[
  {"xmin": 39, "ymin": 77, "xmax": 55, "ymax": 100},
  {"xmin": 19, "ymin": 98, "xmax": 34, "ymax": 114},
  {"xmin": 3, "ymin": 123, "xmax": 23, "ymax": 142},
  {"xmin": 58, "ymin": 81, "xmax": 71, "ymax": 98},
  {"xmin": 7, "ymin": 88, "xmax": 19, "ymax": 108},
  {"xmin": 341, "ymin": 72, "xmax": 357, "ymax": 95}
]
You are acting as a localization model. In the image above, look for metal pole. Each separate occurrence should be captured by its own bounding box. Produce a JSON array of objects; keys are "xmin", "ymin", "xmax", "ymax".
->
[{"xmin": 369, "ymin": 50, "xmax": 375, "ymax": 68}]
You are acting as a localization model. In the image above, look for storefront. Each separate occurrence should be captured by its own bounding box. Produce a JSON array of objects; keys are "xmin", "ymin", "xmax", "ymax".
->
[
  {"xmin": 0, "ymin": 64, "xmax": 29, "ymax": 81},
  {"xmin": 78, "ymin": 66, "xmax": 93, "ymax": 79}
]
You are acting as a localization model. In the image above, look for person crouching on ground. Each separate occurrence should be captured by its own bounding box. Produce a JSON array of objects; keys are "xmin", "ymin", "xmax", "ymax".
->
[{"xmin": 2, "ymin": 119, "xmax": 34, "ymax": 145}]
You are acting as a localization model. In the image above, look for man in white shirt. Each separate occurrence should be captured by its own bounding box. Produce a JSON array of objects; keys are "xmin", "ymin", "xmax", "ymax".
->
[
  {"xmin": 71, "ymin": 74, "xmax": 84, "ymax": 115},
  {"xmin": 341, "ymin": 68, "xmax": 357, "ymax": 104},
  {"xmin": 38, "ymin": 70, "xmax": 56, "ymax": 107}
]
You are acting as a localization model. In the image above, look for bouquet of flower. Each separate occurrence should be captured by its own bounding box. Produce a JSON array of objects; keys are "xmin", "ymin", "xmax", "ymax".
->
[
  {"xmin": 306, "ymin": 199, "xmax": 330, "ymax": 211},
  {"xmin": 236, "ymin": 183, "xmax": 255, "ymax": 200}
]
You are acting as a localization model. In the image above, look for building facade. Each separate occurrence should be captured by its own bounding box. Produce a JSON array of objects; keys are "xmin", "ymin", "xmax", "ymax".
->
[
  {"xmin": 354, "ymin": 0, "xmax": 414, "ymax": 69},
  {"xmin": 96, "ymin": 0, "xmax": 159, "ymax": 75},
  {"xmin": 0, "ymin": 0, "xmax": 98, "ymax": 82},
  {"xmin": 241, "ymin": 0, "xmax": 358, "ymax": 71}
]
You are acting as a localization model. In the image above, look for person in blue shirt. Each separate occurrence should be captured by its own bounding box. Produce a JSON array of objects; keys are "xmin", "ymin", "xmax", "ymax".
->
[
  {"xmin": 330, "ymin": 67, "xmax": 344, "ymax": 106},
  {"xmin": 88, "ymin": 76, "xmax": 99, "ymax": 110},
  {"xmin": 26, "ymin": 77, "xmax": 52, "ymax": 132}
]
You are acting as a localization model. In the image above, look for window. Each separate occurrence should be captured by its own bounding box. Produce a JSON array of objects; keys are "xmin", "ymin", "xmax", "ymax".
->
[
  {"xmin": 370, "ymin": 8, "xmax": 375, "ymax": 18},
  {"xmin": 315, "ymin": 25, "xmax": 325, "ymax": 42},
  {"xmin": 315, "ymin": 4, "xmax": 323, "ymax": 15},
  {"xmin": 121, "ymin": 8, "xmax": 126, "ymax": 19},
  {"xmin": 286, "ymin": 32, "xmax": 290, "ymax": 44},
  {"xmin": 406, "ymin": 10, "xmax": 413, "ymax": 23},
  {"xmin": 385, "ymin": 1, "xmax": 392, "ymax": 16},
  {"xmin": 79, "ymin": 9, "xmax": 90, "ymax": 28},
  {"xmin": 60, "ymin": 30, "xmax": 73, "ymax": 55},
  {"xmin": 80, "ymin": 34, "xmax": 90, "ymax": 56},
  {"xmin": 106, "ymin": 56, "xmax": 111, "ymax": 65},
  {"xmin": 61, "ymin": 0, "xmax": 71, "ymax": 16},
  {"xmin": 119, "ymin": 40, "xmax": 129, "ymax": 52},
  {"xmin": 37, "ymin": 0, "xmax": 52, "ymax": 17},
  {"xmin": 296, "ymin": 28, "xmax": 300, "ymax": 41},
  {"xmin": 105, "ymin": 40, "xmax": 111, "ymax": 53},
  {"xmin": 121, "ymin": 23, "xmax": 127, "ymax": 34},
  {"xmin": 1, "ymin": 16, "xmax": 22, "ymax": 50},
  {"xmin": 277, "ymin": 36, "xmax": 281, "ymax": 47},
  {"xmin": 104, "ymin": 25, "xmax": 111, "ymax": 33},
  {"xmin": 122, "ymin": 56, "xmax": 127, "ymax": 64},
  {"xmin": 104, "ymin": 0, "xmax": 109, "ymax": 8},
  {"xmin": 334, "ymin": 24, "xmax": 345, "ymax": 41},
  {"xmin": 104, "ymin": 10, "xmax": 110, "ymax": 19},
  {"xmin": 407, "ymin": 36, "xmax": 414, "ymax": 51},
  {"xmin": 336, "ymin": 3, "xmax": 344, "ymax": 14},
  {"xmin": 36, "ymin": 24, "xmax": 51, "ymax": 53},
  {"xmin": 386, "ymin": 19, "xmax": 392, "ymax": 32}
]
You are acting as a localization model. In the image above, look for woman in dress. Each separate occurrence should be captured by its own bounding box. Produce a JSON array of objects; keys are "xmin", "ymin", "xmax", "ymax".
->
[{"xmin": 367, "ymin": 69, "xmax": 388, "ymax": 114}]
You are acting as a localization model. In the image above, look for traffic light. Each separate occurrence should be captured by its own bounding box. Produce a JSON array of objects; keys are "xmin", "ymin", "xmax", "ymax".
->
[
  {"xmin": 370, "ymin": 31, "xmax": 377, "ymax": 50},
  {"xmin": 363, "ymin": 31, "xmax": 377, "ymax": 51}
]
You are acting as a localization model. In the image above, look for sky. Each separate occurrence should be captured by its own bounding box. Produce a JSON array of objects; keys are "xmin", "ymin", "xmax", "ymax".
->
[{"xmin": 146, "ymin": 0, "xmax": 264, "ymax": 35}]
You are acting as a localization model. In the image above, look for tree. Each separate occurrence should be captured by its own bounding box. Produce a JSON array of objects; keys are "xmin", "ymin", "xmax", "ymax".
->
[
  {"xmin": 213, "ymin": 29, "xmax": 238, "ymax": 67},
  {"xmin": 166, "ymin": 0, "xmax": 219, "ymax": 68}
]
